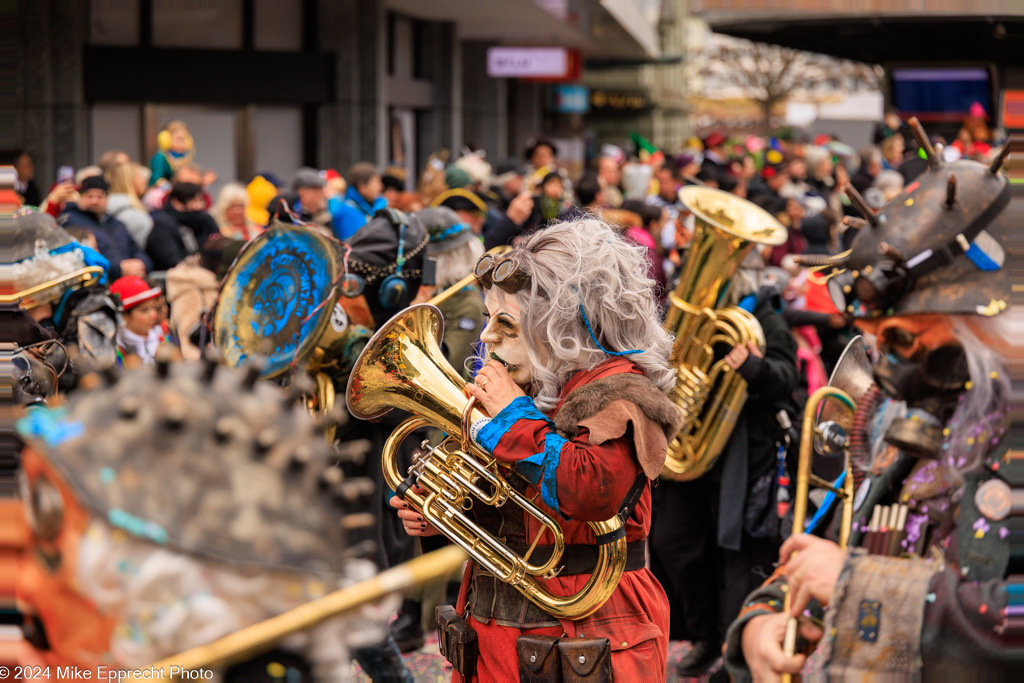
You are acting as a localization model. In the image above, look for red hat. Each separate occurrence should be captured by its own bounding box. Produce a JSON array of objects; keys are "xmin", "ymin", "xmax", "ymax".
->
[
  {"xmin": 703, "ymin": 131, "xmax": 727, "ymax": 149},
  {"xmin": 109, "ymin": 276, "xmax": 161, "ymax": 311},
  {"xmin": 324, "ymin": 168, "xmax": 341, "ymax": 181}
]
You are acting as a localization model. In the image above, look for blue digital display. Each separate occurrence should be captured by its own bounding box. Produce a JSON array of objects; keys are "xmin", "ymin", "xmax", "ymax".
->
[{"xmin": 892, "ymin": 68, "xmax": 991, "ymax": 122}]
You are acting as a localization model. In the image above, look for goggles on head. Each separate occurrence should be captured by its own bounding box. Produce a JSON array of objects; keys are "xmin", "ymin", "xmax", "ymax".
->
[{"xmin": 474, "ymin": 253, "xmax": 531, "ymax": 294}]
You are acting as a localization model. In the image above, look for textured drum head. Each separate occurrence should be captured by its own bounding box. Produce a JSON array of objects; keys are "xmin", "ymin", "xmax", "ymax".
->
[{"xmin": 215, "ymin": 222, "xmax": 341, "ymax": 377}]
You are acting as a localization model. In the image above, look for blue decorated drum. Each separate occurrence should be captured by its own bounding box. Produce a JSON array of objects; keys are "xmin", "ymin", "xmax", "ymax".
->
[{"xmin": 214, "ymin": 221, "xmax": 342, "ymax": 378}]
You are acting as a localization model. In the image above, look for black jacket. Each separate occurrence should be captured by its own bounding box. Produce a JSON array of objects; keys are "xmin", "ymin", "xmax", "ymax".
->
[
  {"xmin": 850, "ymin": 168, "xmax": 875, "ymax": 195},
  {"xmin": 734, "ymin": 287, "xmax": 800, "ymax": 479},
  {"xmin": 711, "ymin": 285, "xmax": 800, "ymax": 550},
  {"xmin": 481, "ymin": 186, "xmax": 529, "ymax": 250},
  {"xmin": 747, "ymin": 181, "xmax": 786, "ymax": 216},
  {"xmin": 345, "ymin": 210, "xmax": 427, "ymax": 327},
  {"xmin": 147, "ymin": 206, "xmax": 220, "ymax": 271},
  {"xmin": 58, "ymin": 203, "xmax": 152, "ymax": 279}
]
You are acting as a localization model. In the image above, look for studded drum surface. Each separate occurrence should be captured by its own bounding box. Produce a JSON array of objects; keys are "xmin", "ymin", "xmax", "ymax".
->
[{"xmin": 15, "ymin": 354, "xmax": 373, "ymax": 575}]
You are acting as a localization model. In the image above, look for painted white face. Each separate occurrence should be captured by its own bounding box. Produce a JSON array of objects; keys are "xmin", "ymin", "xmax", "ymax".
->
[{"xmin": 480, "ymin": 289, "xmax": 532, "ymax": 385}]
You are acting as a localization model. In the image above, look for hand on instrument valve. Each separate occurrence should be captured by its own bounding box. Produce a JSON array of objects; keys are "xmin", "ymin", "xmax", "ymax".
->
[
  {"xmin": 742, "ymin": 612, "xmax": 822, "ymax": 682},
  {"xmin": 389, "ymin": 484, "xmax": 441, "ymax": 537},
  {"xmin": 725, "ymin": 340, "xmax": 763, "ymax": 370},
  {"xmin": 465, "ymin": 359, "xmax": 526, "ymax": 415},
  {"xmin": 781, "ymin": 534, "xmax": 846, "ymax": 616}
]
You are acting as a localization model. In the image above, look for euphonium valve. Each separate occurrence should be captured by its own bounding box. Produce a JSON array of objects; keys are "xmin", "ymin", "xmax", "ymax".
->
[
  {"xmin": 346, "ymin": 304, "xmax": 628, "ymax": 620},
  {"xmin": 661, "ymin": 187, "xmax": 788, "ymax": 480}
]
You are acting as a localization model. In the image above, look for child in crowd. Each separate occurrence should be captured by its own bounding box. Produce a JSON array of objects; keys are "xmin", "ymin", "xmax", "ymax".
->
[
  {"xmin": 149, "ymin": 120, "xmax": 195, "ymax": 186},
  {"xmin": 109, "ymin": 276, "xmax": 173, "ymax": 365}
]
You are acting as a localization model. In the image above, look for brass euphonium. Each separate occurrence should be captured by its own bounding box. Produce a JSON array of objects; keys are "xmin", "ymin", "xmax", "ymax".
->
[
  {"xmin": 661, "ymin": 186, "xmax": 788, "ymax": 480},
  {"xmin": 780, "ymin": 337, "xmax": 874, "ymax": 681},
  {"xmin": 345, "ymin": 304, "xmax": 628, "ymax": 620}
]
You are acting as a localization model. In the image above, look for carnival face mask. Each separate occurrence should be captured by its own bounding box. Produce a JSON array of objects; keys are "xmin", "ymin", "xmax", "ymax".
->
[
  {"xmin": 480, "ymin": 289, "xmax": 533, "ymax": 385},
  {"xmin": 858, "ymin": 316, "xmax": 969, "ymax": 456}
]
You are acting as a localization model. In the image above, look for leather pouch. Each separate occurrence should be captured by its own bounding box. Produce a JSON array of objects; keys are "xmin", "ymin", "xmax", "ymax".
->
[
  {"xmin": 435, "ymin": 605, "xmax": 478, "ymax": 678},
  {"xmin": 516, "ymin": 634, "xmax": 561, "ymax": 682},
  {"xmin": 558, "ymin": 637, "xmax": 613, "ymax": 682}
]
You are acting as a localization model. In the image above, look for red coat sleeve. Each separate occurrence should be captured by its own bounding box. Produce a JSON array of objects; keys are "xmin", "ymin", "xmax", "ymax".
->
[{"xmin": 474, "ymin": 396, "xmax": 641, "ymax": 521}]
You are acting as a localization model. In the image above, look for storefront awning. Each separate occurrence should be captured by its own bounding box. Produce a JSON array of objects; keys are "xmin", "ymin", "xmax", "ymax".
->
[
  {"xmin": 696, "ymin": 5, "xmax": 1024, "ymax": 64},
  {"xmin": 385, "ymin": 0, "xmax": 660, "ymax": 60}
]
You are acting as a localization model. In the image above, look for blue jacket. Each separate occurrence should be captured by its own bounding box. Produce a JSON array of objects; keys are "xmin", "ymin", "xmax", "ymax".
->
[
  {"xmin": 329, "ymin": 186, "xmax": 387, "ymax": 241},
  {"xmin": 58, "ymin": 203, "xmax": 153, "ymax": 279}
]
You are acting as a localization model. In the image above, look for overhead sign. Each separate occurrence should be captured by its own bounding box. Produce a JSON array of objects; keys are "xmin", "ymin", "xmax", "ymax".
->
[
  {"xmin": 487, "ymin": 47, "xmax": 570, "ymax": 78},
  {"xmin": 589, "ymin": 89, "xmax": 650, "ymax": 112},
  {"xmin": 551, "ymin": 85, "xmax": 590, "ymax": 114}
]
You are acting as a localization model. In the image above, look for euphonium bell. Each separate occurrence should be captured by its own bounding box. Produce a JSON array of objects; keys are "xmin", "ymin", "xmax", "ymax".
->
[
  {"xmin": 661, "ymin": 186, "xmax": 788, "ymax": 480},
  {"xmin": 346, "ymin": 304, "xmax": 629, "ymax": 620}
]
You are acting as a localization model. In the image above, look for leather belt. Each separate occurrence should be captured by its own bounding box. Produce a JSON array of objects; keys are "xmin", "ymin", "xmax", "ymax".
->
[{"xmin": 505, "ymin": 540, "xmax": 647, "ymax": 576}]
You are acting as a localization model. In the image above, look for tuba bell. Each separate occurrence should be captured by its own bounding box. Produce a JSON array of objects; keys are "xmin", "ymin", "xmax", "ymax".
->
[
  {"xmin": 661, "ymin": 186, "xmax": 788, "ymax": 480},
  {"xmin": 346, "ymin": 304, "xmax": 629, "ymax": 620}
]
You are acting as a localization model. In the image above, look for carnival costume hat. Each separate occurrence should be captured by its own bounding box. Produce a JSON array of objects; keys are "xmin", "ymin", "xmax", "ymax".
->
[
  {"xmin": 416, "ymin": 206, "xmax": 475, "ymax": 255},
  {"xmin": 346, "ymin": 208, "xmax": 429, "ymax": 325},
  {"xmin": 109, "ymin": 276, "xmax": 161, "ymax": 312},
  {"xmin": 444, "ymin": 165, "xmax": 474, "ymax": 190},
  {"xmin": 430, "ymin": 187, "xmax": 488, "ymax": 214},
  {"xmin": 16, "ymin": 353, "xmax": 374, "ymax": 575},
  {"xmin": 7, "ymin": 210, "xmax": 108, "ymax": 311},
  {"xmin": 246, "ymin": 175, "xmax": 278, "ymax": 226},
  {"xmin": 346, "ymin": 209, "xmax": 429, "ymax": 284},
  {"xmin": 825, "ymin": 119, "xmax": 1012, "ymax": 319}
]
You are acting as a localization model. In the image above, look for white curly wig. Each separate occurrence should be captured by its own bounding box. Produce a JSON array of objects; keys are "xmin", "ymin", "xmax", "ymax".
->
[
  {"xmin": 435, "ymin": 237, "xmax": 485, "ymax": 289},
  {"xmin": 484, "ymin": 219, "xmax": 675, "ymax": 411}
]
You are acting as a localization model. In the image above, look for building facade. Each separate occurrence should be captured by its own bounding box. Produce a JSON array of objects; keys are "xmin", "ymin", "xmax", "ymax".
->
[
  {"xmin": 582, "ymin": 0, "xmax": 691, "ymax": 154},
  {"xmin": 13, "ymin": 0, "xmax": 659, "ymax": 190}
]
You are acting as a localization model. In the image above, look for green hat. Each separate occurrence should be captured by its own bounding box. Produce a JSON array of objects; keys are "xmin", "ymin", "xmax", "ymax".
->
[{"xmin": 444, "ymin": 165, "xmax": 473, "ymax": 190}]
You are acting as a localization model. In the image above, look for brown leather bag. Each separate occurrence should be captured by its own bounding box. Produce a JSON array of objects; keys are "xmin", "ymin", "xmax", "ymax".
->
[
  {"xmin": 517, "ymin": 634, "xmax": 562, "ymax": 682},
  {"xmin": 558, "ymin": 637, "xmax": 613, "ymax": 682},
  {"xmin": 435, "ymin": 605, "xmax": 478, "ymax": 678}
]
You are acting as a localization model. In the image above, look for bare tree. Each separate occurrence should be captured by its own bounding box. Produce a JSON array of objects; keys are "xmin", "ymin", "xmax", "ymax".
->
[{"xmin": 698, "ymin": 35, "xmax": 881, "ymax": 130}]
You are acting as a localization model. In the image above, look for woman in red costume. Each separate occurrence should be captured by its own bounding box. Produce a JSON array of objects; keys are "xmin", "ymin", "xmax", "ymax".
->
[{"xmin": 391, "ymin": 219, "xmax": 682, "ymax": 681}]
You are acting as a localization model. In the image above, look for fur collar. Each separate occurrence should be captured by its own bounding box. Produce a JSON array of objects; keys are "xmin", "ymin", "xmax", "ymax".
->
[{"xmin": 554, "ymin": 372, "xmax": 684, "ymax": 440}]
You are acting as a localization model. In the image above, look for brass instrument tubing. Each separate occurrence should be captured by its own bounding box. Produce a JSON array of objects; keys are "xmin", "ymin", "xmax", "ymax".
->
[
  {"xmin": 384, "ymin": 416, "xmax": 565, "ymax": 579},
  {"xmin": 781, "ymin": 386, "xmax": 855, "ymax": 683},
  {"xmin": 150, "ymin": 545, "xmax": 468, "ymax": 675},
  {"xmin": 2, "ymin": 266, "xmax": 105, "ymax": 306},
  {"xmin": 352, "ymin": 304, "xmax": 629, "ymax": 619},
  {"xmin": 426, "ymin": 244, "xmax": 511, "ymax": 308}
]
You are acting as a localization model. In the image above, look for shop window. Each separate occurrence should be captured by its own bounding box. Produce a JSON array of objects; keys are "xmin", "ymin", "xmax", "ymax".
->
[
  {"xmin": 152, "ymin": 0, "xmax": 243, "ymax": 49},
  {"xmin": 90, "ymin": 0, "xmax": 139, "ymax": 46},
  {"xmin": 254, "ymin": 0, "xmax": 303, "ymax": 51}
]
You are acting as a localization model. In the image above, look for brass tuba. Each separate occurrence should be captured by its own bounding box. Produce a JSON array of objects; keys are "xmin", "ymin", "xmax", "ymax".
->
[
  {"xmin": 661, "ymin": 186, "xmax": 788, "ymax": 480},
  {"xmin": 346, "ymin": 304, "xmax": 628, "ymax": 620},
  {"xmin": 780, "ymin": 337, "xmax": 874, "ymax": 680}
]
